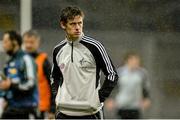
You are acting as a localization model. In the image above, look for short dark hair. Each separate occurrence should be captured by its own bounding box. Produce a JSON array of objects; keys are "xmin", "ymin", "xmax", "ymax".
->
[
  {"xmin": 4, "ymin": 30, "xmax": 22, "ymax": 46},
  {"xmin": 59, "ymin": 6, "xmax": 84, "ymax": 23},
  {"xmin": 23, "ymin": 30, "xmax": 41, "ymax": 40}
]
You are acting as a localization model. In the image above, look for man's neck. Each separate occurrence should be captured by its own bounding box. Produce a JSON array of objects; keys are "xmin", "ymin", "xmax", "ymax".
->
[
  {"xmin": 127, "ymin": 64, "xmax": 135, "ymax": 71},
  {"xmin": 66, "ymin": 34, "xmax": 83, "ymax": 42},
  {"xmin": 67, "ymin": 37, "xmax": 80, "ymax": 41},
  {"xmin": 28, "ymin": 51, "xmax": 39, "ymax": 58}
]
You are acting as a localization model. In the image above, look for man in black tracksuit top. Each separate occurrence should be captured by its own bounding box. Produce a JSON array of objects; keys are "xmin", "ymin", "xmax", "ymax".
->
[{"xmin": 51, "ymin": 6, "xmax": 118, "ymax": 119}]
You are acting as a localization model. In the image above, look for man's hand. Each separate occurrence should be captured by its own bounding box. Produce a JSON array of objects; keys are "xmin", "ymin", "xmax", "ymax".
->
[
  {"xmin": 141, "ymin": 98, "xmax": 151, "ymax": 110},
  {"xmin": 0, "ymin": 78, "xmax": 11, "ymax": 90},
  {"xmin": 105, "ymin": 98, "xmax": 116, "ymax": 111},
  {"xmin": 48, "ymin": 112, "xmax": 55, "ymax": 119}
]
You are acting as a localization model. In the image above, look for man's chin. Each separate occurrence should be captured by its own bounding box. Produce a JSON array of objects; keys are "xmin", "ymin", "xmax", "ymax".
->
[
  {"xmin": 71, "ymin": 35, "xmax": 81, "ymax": 40},
  {"xmin": 74, "ymin": 34, "xmax": 81, "ymax": 37}
]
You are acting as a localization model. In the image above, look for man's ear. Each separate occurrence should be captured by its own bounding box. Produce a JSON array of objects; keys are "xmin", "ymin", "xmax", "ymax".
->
[{"xmin": 60, "ymin": 21, "xmax": 66, "ymax": 30}]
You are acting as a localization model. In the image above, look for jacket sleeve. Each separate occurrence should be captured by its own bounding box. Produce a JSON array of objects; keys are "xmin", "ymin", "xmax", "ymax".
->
[
  {"xmin": 10, "ymin": 55, "xmax": 36, "ymax": 92},
  {"xmin": 43, "ymin": 58, "xmax": 56, "ymax": 113},
  {"xmin": 142, "ymin": 69, "xmax": 150, "ymax": 99},
  {"xmin": 50, "ymin": 47, "xmax": 63, "ymax": 97},
  {"xmin": 95, "ymin": 42, "xmax": 118, "ymax": 103},
  {"xmin": 43, "ymin": 58, "xmax": 52, "ymax": 83}
]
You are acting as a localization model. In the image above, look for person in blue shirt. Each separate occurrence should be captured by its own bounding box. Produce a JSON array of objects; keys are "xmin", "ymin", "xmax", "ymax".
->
[{"xmin": 0, "ymin": 30, "xmax": 38, "ymax": 119}]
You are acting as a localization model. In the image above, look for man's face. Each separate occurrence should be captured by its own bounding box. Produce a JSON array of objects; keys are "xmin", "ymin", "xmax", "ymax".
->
[
  {"xmin": 2, "ymin": 33, "xmax": 14, "ymax": 55},
  {"xmin": 127, "ymin": 56, "xmax": 140, "ymax": 69},
  {"xmin": 23, "ymin": 35, "xmax": 40, "ymax": 53},
  {"xmin": 61, "ymin": 15, "xmax": 83, "ymax": 40}
]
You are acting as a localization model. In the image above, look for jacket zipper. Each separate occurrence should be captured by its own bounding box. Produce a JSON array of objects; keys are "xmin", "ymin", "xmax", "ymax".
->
[{"xmin": 71, "ymin": 41, "xmax": 74, "ymax": 62}]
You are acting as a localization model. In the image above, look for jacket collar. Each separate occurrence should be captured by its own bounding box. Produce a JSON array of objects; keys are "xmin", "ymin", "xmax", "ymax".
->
[
  {"xmin": 66, "ymin": 33, "xmax": 84, "ymax": 45},
  {"xmin": 9, "ymin": 49, "xmax": 23, "ymax": 61}
]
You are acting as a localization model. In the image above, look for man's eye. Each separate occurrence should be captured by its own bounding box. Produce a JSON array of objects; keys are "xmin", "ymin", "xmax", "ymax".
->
[
  {"xmin": 79, "ymin": 22, "xmax": 82, "ymax": 24},
  {"xmin": 70, "ymin": 23, "xmax": 76, "ymax": 26}
]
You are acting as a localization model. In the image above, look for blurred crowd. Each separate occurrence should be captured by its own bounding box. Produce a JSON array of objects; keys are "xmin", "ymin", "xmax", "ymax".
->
[{"xmin": 0, "ymin": 30, "xmax": 55, "ymax": 119}]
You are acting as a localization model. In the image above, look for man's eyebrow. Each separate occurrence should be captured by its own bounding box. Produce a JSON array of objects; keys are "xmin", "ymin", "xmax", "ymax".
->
[{"xmin": 69, "ymin": 22, "xmax": 76, "ymax": 24}]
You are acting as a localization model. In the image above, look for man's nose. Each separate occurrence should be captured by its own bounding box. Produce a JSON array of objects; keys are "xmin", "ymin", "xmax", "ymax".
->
[{"xmin": 75, "ymin": 24, "xmax": 80, "ymax": 29}]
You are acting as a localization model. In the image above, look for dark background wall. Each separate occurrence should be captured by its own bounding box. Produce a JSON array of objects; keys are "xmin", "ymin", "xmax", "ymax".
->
[{"xmin": 1, "ymin": 0, "xmax": 180, "ymax": 118}]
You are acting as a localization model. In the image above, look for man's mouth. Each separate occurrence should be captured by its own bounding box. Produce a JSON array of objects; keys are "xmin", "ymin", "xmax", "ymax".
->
[{"xmin": 75, "ymin": 32, "xmax": 81, "ymax": 35}]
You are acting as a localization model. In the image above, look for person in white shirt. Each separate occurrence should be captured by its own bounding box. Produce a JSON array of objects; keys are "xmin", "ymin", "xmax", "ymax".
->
[{"xmin": 106, "ymin": 52, "xmax": 151, "ymax": 119}]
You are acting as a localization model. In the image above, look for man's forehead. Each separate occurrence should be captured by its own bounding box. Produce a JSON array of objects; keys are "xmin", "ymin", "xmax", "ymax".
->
[
  {"xmin": 67, "ymin": 15, "xmax": 83, "ymax": 23},
  {"xmin": 4, "ymin": 33, "xmax": 9, "ymax": 38},
  {"xmin": 23, "ymin": 35, "xmax": 39, "ymax": 41},
  {"xmin": 3, "ymin": 34, "xmax": 10, "ymax": 41}
]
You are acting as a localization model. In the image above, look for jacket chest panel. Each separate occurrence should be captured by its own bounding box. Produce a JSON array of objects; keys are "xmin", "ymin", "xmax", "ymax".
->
[{"xmin": 57, "ymin": 44, "xmax": 96, "ymax": 72}]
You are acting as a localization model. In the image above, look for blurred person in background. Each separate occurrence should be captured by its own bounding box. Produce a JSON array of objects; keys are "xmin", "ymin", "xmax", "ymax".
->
[
  {"xmin": 0, "ymin": 72, "xmax": 7, "ymax": 118},
  {"xmin": 0, "ymin": 30, "xmax": 38, "ymax": 119},
  {"xmin": 106, "ymin": 51, "xmax": 151, "ymax": 119},
  {"xmin": 23, "ymin": 30, "xmax": 55, "ymax": 119},
  {"xmin": 0, "ymin": 43, "xmax": 7, "ymax": 118},
  {"xmin": 51, "ymin": 6, "xmax": 118, "ymax": 119}
]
